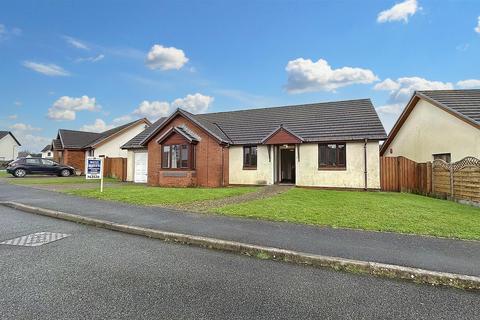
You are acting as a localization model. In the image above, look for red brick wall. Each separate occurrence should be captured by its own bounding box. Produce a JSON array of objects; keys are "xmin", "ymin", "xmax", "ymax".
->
[
  {"xmin": 147, "ymin": 115, "xmax": 228, "ymax": 187},
  {"xmin": 63, "ymin": 149, "xmax": 85, "ymax": 173}
]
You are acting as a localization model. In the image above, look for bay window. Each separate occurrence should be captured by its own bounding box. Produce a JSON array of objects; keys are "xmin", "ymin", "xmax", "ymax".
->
[{"xmin": 162, "ymin": 144, "xmax": 193, "ymax": 169}]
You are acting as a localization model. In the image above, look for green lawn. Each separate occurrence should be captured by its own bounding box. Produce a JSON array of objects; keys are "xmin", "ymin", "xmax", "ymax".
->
[
  {"xmin": 5, "ymin": 176, "xmax": 117, "ymax": 185},
  {"xmin": 0, "ymin": 170, "xmax": 8, "ymax": 178},
  {"xmin": 65, "ymin": 185, "xmax": 257, "ymax": 205},
  {"xmin": 212, "ymin": 188, "xmax": 480, "ymax": 240}
]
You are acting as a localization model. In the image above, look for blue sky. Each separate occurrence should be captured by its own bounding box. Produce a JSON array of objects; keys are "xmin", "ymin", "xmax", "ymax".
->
[{"xmin": 1, "ymin": 0, "xmax": 479, "ymax": 151}]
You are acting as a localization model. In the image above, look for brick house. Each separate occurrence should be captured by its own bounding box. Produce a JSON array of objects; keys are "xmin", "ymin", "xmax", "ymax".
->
[
  {"xmin": 123, "ymin": 99, "xmax": 387, "ymax": 189},
  {"xmin": 52, "ymin": 118, "xmax": 150, "ymax": 173}
]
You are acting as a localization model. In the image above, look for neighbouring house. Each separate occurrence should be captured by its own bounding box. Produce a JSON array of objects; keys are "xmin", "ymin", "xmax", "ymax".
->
[
  {"xmin": 381, "ymin": 89, "xmax": 480, "ymax": 163},
  {"xmin": 123, "ymin": 99, "xmax": 387, "ymax": 188},
  {"xmin": 41, "ymin": 144, "xmax": 53, "ymax": 159},
  {"xmin": 51, "ymin": 118, "xmax": 151, "ymax": 173},
  {"xmin": 0, "ymin": 131, "xmax": 21, "ymax": 161}
]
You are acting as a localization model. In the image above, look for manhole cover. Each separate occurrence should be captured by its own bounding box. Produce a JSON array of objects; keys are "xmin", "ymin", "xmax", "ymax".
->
[{"xmin": 0, "ymin": 232, "xmax": 71, "ymax": 247}]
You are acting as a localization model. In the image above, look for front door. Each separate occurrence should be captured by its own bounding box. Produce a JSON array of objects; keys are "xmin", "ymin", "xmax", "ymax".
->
[{"xmin": 280, "ymin": 148, "xmax": 295, "ymax": 183}]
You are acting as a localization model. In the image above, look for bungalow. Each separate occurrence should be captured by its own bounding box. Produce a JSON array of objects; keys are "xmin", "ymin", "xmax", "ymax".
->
[
  {"xmin": 41, "ymin": 144, "xmax": 53, "ymax": 159},
  {"xmin": 381, "ymin": 89, "xmax": 480, "ymax": 163},
  {"xmin": 123, "ymin": 99, "xmax": 387, "ymax": 189},
  {"xmin": 0, "ymin": 131, "xmax": 21, "ymax": 161},
  {"xmin": 52, "ymin": 118, "xmax": 151, "ymax": 173}
]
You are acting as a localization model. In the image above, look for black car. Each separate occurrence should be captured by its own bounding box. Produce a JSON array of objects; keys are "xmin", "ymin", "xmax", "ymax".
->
[{"xmin": 6, "ymin": 158, "xmax": 76, "ymax": 178}]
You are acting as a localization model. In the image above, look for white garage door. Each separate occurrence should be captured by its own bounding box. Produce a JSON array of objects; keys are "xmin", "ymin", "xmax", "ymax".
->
[{"xmin": 134, "ymin": 152, "xmax": 148, "ymax": 183}]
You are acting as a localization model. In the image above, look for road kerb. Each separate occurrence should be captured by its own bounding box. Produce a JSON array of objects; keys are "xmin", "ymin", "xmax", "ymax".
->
[{"xmin": 2, "ymin": 200, "xmax": 479, "ymax": 290}]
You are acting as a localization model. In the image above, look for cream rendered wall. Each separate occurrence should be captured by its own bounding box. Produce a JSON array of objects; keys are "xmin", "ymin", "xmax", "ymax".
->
[
  {"xmin": 94, "ymin": 122, "xmax": 148, "ymax": 158},
  {"xmin": 296, "ymin": 142, "xmax": 381, "ymax": 189},
  {"xmin": 228, "ymin": 145, "xmax": 273, "ymax": 185},
  {"xmin": 387, "ymin": 99, "xmax": 480, "ymax": 162},
  {"xmin": 126, "ymin": 150, "xmax": 135, "ymax": 182},
  {"xmin": 0, "ymin": 134, "xmax": 19, "ymax": 161}
]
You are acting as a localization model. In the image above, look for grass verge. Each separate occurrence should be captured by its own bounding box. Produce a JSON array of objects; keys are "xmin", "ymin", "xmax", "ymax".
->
[
  {"xmin": 65, "ymin": 185, "xmax": 257, "ymax": 205},
  {"xmin": 212, "ymin": 188, "xmax": 480, "ymax": 240},
  {"xmin": 4, "ymin": 176, "xmax": 117, "ymax": 185}
]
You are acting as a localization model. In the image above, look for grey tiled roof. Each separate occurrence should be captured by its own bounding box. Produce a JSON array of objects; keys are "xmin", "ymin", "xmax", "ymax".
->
[
  {"xmin": 57, "ymin": 119, "xmax": 148, "ymax": 149},
  {"xmin": 121, "ymin": 117, "xmax": 166, "ymax": 149},
  {"xmin": 52, "ymin": 139, "xmax": 62, "ymax": 150},
  {"xmin": 142, "ymin": 99, "xmax": 387, "ymax": 145},
  {"xmin": 58, "ymin": 129, "xmax": 100, "ymax": 149},
  {"xmin": 195, "ymin": 99, "xmax": 387, "ymax": 144},
  {"xmin": 0, "ymin": 131, "xmax": 21, "ymax": 146},
  {"xmin": 418, "ymin": 89, "xmax": 480, "ymax": 125},
  {"xmin": 41, "ymin": 144, "xmax": 52, "ymax": 152}
]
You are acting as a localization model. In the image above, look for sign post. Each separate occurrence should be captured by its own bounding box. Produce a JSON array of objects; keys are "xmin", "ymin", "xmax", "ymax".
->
[{"xmin": 86, "ymin": 156, "xmax": 104, "ymax": 192}]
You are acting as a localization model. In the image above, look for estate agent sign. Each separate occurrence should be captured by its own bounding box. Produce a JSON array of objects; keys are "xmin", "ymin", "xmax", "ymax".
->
[{"xmin": 86, "ymin": 156, "xmax": 105, "ymax": 192}]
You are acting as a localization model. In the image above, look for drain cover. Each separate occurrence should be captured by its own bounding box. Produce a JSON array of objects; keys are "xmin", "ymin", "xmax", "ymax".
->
[{"xmin": 0, "ymin": 232, "xmax": 71, "ymax": 247}]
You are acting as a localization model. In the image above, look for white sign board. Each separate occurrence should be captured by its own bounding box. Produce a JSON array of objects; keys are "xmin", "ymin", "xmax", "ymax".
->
[{"xmin": 86, "ymin": 157, "xmax": 103, "ymax": 180}]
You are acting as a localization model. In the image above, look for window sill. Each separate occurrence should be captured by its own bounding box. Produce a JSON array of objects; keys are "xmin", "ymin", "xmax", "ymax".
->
[
  {"xmin": 161, "ymin": 168, "xmax": 195, "ymax": 171},
  {"xmin": 318, "ymin": 167, "xmax": 347, "ymax": 171},
  {"xmin": 243, "ymin": 167, "xmax": 257, "ymax": 170}
]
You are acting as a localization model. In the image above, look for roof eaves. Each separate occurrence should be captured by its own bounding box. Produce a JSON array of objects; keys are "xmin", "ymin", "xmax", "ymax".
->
[
  {"xmin": 140, "ymin": 109, "xmax": 229, "ymax": 146},
  {"xmin": 89, "ymin": 118, "xmax": 150, "ymax": 148},
  {"xmin": 416, "ymin": 91, "xmax": 480, "ymax": 128}
]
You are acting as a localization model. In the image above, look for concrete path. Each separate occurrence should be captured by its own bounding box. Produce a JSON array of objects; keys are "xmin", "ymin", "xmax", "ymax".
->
[
  {"xmin": 1, "ymin": 180, "xmax": 480, "ymax": 277},
  {"xmin": 172, "ymin": 184, "xmax": 293, "ymax": 211}
]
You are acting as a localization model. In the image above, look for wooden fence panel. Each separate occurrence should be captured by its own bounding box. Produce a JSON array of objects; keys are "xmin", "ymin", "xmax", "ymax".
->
[
  {"xmin": 103, "ymin": 157, "xmax": 127, "ymax": 181},
  {"xmin": 380, "ymin": 156, "xmax": 431, "ymax": 194},
  {"xmin": 380, "ymin": 157, "xmax": 398, "ymax": 191},
  {"xmin": 382, "ymin": 156, "xmax": 480, "ymax": 205}
]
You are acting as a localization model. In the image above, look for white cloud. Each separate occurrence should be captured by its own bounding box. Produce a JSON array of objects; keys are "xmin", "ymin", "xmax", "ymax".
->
[
  {"xmin": 113, "ymin": 114, "xmax": 133, "ymax": 124},
  {"xmin": 457, "ymin": 79, "xmax": 480, "ymax": 89},
  {"xmin": 171, "ymin": 93, "xmax": 214, "ymax": 113},
  {"xmin": 374, "ymin": 76, "xmax": 454, "ymax": 119},
  {"xmin": 377, "ymin": 0, "xmax": 419, "ymax": 23},
  {"xmin": 475, "ymin": 16, "xmax": 480, "ymax": 34},
  {"xmin": 374, "ymin": 77, "xmax": 453, "ymax": 104},
  {"xmin": 133, "ymin": 100, "xmax": 171, "ymax": 119},
  {"xmin": 47, "ymin": 95, "xmax": 99, "ymax": 121},
  {"xmin": 23, "ymin": 61, "xmax": 70, "ymax": 76},
  {"xmin": 8, "ymin": 122, "xmax": 49, "ymax": 152},
  {"xmin": 373, "ymin": 78, "xmax": 400, "ymax": 91},
  {"xmin": 63, "ymin": 36, "xmax": 89, "ymax": 50},
  {"xmin": 132, "ymin": 93, "xmax": 214, "ymax": 120},
  {"xmin": 0, "ymin": 23, "xmax": 21, "ymax": 41},
  {"xmin": 145, "ymin": 44, "xmax": 189, "ymax": 70},
  {"xmin": 14, "ymin": 101, "xmax": 22, "ymax": 107},
  {"xmin": 376, "ymin": 103, "xmax": 405, "ymax": 116},
  {"xmin": 18, "ymin": 134, "xmax": 51, "ymax": 153},
  {"xmin": 75, "ymin": 54, "xmax": 105, "ymax": 63},
  {"xmin": 8, "ymin": 114, "xmax": 18, "ymax": 120},
  {"xmin": 285, "ymin": 58, "xmax": 378, "ymax": 93},
  {"xmin": 9, "ymin": 123, "xmax": 41, "ymax": 131},
  {"xmin": 80, "ymin": 119, "xmax": 114, "ymax": 133}
]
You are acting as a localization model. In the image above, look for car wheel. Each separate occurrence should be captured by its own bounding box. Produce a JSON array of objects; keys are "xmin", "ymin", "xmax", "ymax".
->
[
  {"xmin": 60, "ymin": 169, "xmax": 71, "ymax": 177},
  {"xmin": 14, "ymin": 169, "xmax": 26, "ymax": 178}
]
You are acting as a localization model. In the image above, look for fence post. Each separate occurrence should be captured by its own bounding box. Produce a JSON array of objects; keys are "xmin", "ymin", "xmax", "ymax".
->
[
  {"xmin": 426, "ymin": 162, "xmax": 432, "ymax": 194},
  {"xmin": 450, "ymin": 165, "xmax": 454, "ymax": 199}
]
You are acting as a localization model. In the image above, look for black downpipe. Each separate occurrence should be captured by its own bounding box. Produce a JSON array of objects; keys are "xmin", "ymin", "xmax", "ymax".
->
[{"xmin": 364, "ymin": 139, "xmax": 368, "ymax": 190}]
